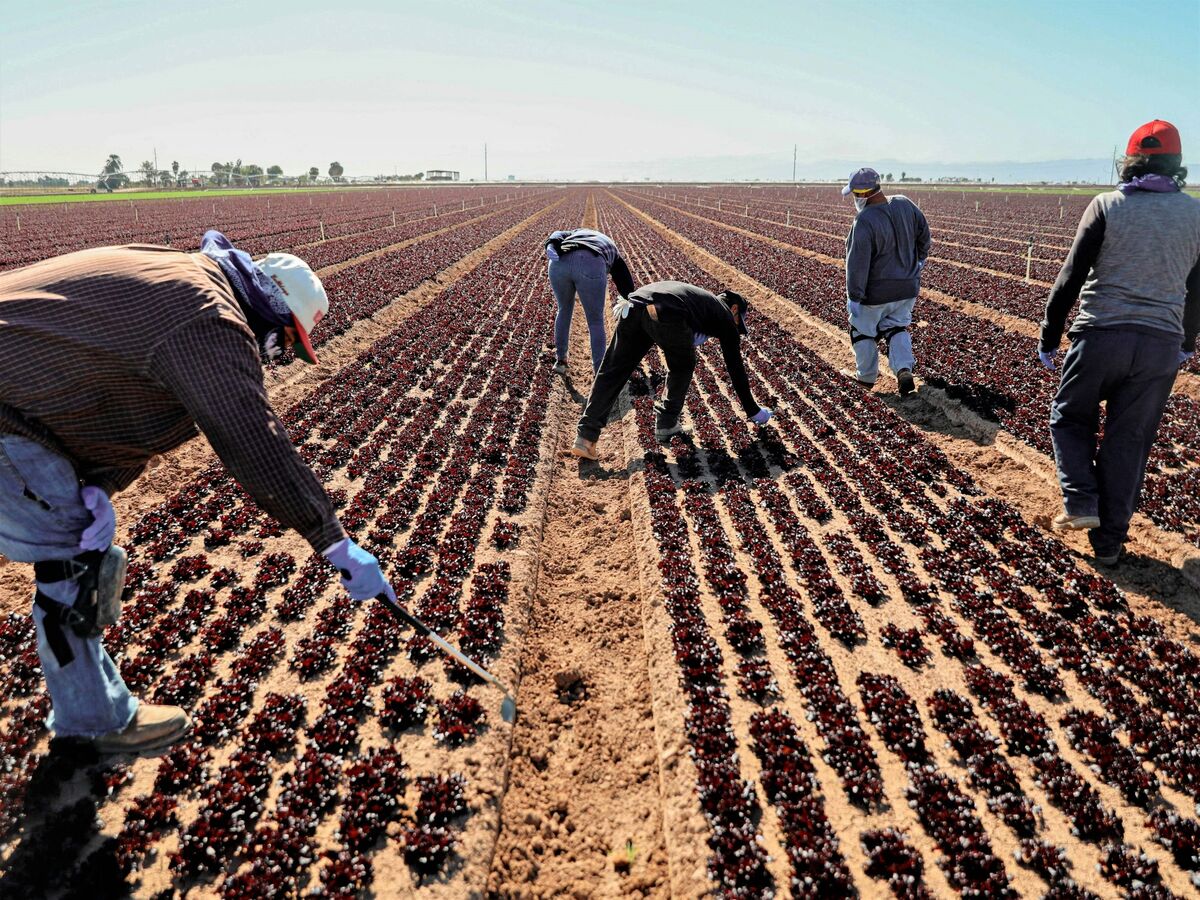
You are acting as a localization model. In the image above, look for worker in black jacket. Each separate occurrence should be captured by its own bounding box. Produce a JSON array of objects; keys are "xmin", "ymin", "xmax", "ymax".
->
[{"xmin": 571, "ymin": 281, "xmax": 772, "ymax": 459}]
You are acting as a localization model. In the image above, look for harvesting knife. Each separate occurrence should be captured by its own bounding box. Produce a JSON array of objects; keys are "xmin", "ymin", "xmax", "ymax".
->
[{"xmin": 373, "ymin": 592, "xmax": 517, "ymax": 723}]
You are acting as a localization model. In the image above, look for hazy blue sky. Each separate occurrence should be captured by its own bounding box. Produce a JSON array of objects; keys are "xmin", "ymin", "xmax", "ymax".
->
[{"xmin": 1, "ymin": 0, "xmax": 1196, "ymax": 180}]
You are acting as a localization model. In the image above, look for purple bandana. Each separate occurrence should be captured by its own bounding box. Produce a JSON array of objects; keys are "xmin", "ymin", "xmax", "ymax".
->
[{"xmin": 1117, "ymin": 173, "xmax": 1181, "ymax": 195}]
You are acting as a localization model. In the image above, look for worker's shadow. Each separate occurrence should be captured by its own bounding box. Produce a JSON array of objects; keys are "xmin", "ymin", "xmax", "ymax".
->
[
  {"xmin": 1099, "ymin": 550, "xmax": 1200, "ymax": 635},
  {"xmin": 2, "ymin": 738, "xmax": 110, "ymax": 894},
  {"xmin": 559, "ymin": 373, "xmax": 587, "ymax": 406}
]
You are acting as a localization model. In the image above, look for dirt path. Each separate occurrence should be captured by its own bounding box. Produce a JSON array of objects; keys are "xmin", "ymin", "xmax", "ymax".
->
[
  {"xmin": 487, "ymin": 195, "xmax": 670, "ymax": 899},
  {"xmin": 610, "ymin": 190, "xmax": 1200, "ymax": 638},
  {"xmin": 0, "ymin": 198, "xmax": 564, "ymax": 616}
]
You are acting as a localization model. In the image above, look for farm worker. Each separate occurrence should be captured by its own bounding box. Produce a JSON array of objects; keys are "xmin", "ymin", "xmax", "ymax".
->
[
  {"xmin": 570, "ymin": 281, "xmax": 772, "ymax": 459},
  {"xmin": 841, "ymin": 167, "xmax": 931, "ymax": 397},
  {"xmin": 544, "ymin": 228, "xmax": 637, "ymax": 374},
  {"xmin": 0, "ymin": 230, "xmax": 393, "ymax": 754},
  {"xmin": 1039, "ymin": 119, "xmax": 1200, "ymax": 565}
]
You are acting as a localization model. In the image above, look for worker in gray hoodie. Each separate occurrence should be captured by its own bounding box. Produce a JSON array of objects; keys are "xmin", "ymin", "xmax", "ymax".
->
[
  {"xmin": 841, "ymin": 167, "xmax": 930, "ymax": 397},
  {"xmin": 1040, "ymin": 119, "xmax": 1200, "ymax": 565}
]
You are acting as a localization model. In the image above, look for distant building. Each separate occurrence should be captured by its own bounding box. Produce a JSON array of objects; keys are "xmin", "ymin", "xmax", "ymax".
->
[
  {"xmin": 507, "ymin": 175, "xmax": 516, "ymax": 181},
  {"xmin": 426, "ymin": 169, "xmax": 460, "ymax": 182}
]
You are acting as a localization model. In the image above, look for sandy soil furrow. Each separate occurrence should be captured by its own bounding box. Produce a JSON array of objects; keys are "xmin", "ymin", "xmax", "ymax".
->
[{"xmin": 486, "ymin": 196, "xmax": 670, "ymax": 899}]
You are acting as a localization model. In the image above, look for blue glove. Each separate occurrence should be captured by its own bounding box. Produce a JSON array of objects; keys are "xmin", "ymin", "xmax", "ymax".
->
[
  {"xmin": 751, "ymin": 407, "xmax": 773, "ymax": 425},
  {"xmin": 79, "ymin": 486, "xmax": 116, "ymax": 551},
  {"xmin": 847, "ymin": 301, "xmax": 862, "ymax": 318},
  {"xmin": 693, "ymin": 332, "xmax": 710, "ymax": 347},
  {"xmin": 917, "ymin": 259, "xmax": 927, "ymax": 271},
  {"xmin": 323, "ymin": 538, "xmax": 396, "ymax": 602},
  {"xmin": 1038, "ymin": 350, "xmax": 1058, "ymax": 371},
  {"xmin": 1179, "ymin": 350, "xmax": 1193, "ymax": 368}
]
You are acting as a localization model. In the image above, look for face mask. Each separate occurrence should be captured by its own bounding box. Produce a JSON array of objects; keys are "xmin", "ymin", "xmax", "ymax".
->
[
  {"xmin": 259, "ymin": 327, "xmax": 293, "ymax": 366},
  {"xmin": 854, "ymin": 196, "xmax": 869, "ymax": 212}
]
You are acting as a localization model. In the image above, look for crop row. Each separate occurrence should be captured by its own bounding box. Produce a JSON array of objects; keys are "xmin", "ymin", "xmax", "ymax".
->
[
  {"xmin": 610, "ymin": 190, "xmax": 1200, "ymax": 547},
  {"xmin": 0, "ymin": 197, "xmax": 584, "ymax": 894},
  {"xmin": 0, "ymin": 186, "xmax": 548, "ymax": 270},
  {"xmin": 597, "ymin": 192, "xmax": 1200, "ymax": 895}
]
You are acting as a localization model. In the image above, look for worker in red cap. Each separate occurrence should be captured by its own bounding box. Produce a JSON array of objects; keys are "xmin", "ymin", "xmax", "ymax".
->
[
  {"xmin": 1039, "ymin": 120, "xmax": 1200, "ymax": 565},
  {"xmin": 0, "ymin": 232, "xmax": 392, "ymax": 753}
]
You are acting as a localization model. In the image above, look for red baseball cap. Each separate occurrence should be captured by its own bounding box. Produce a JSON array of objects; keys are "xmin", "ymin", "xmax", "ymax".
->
[{"xmin": 1126, "ymin": 119, "xmax": 1181, "ymax": 156}]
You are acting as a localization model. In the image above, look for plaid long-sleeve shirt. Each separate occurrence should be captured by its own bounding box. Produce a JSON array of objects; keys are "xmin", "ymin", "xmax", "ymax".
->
[{"xmin": 0, "ymin": 244, "xmax": 344, "ymax": 551}]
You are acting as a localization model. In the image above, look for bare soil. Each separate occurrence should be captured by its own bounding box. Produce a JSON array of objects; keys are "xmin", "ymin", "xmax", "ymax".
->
[{"xmin": 486, "ymin": 195, "xmax": 671, "ymax": 899}]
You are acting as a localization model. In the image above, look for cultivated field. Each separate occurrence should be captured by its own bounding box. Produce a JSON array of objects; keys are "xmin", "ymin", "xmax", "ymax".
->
[{"xmin": 1, "ymin": 185, "xmax": 1199, "ymax": 899}]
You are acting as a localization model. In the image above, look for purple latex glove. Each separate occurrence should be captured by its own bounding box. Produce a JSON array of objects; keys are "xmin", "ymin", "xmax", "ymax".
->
[
  {"xmin": 323, "ymin": 538, "xmax": 396, "ymax": 602},
  {"xmin": 751, "ymin": 407, "xmax": 773, "ymax": 425},
  {"xmin": 1038, "ymin": 350, "xmax": 1058, "ymax": 371},
  {"xmin": 79, "ymin": 486, "xmax": 116, "ymax": 551}
]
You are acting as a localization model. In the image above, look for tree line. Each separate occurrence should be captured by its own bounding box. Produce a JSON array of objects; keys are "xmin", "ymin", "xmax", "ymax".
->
[{"xmin": 96, "ymin": 156, "xmax": 418, "ymax": 190}]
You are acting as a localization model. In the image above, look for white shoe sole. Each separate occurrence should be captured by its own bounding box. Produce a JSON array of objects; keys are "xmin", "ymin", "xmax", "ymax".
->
[
  {"xmin": 1052, "ymin": 516, "xmax": 1100, "ymax": 531},
  {"xmin": 94, "ymin": 720, "xmax": 192, "ymax": 756}
]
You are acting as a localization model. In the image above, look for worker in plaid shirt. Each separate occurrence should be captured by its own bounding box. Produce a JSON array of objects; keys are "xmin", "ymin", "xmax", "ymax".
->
[{"xmin": 0, "ymin": 231, "xmax": 392, "ymax": 754}]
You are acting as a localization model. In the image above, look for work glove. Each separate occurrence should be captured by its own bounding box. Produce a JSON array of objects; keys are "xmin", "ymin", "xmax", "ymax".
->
[
  {"xmin": 693, "ymin": 332, "xmax": 710, "ymax": 347},
  {"xmin": 917, "ymin": 259, "xmax": 927, "ymax": 272},
  {"xmin": 79, "ymin": 486, "xmax": 116, "ymax": 551},
  {"xmin": 612, "ymin": 296, "xmax": 634, "ymax": 320},
  {"xmin": 847, "ymin": 300, "xmax": 862, "ymax": 318},
  {"xmin": 750, "ymin": 407, "xmax": 773, "ymax": 425},
  {"xmin": 1179, "ymin": 350, "xmax": 1194, "ymax": 368},
  {"xmin": 323, "ymin": 538, "xmax": 396, "ymax": 602},
  {"xmin": 1038, "ymin": 350, "xmax": 1059, "ymax": 371}
]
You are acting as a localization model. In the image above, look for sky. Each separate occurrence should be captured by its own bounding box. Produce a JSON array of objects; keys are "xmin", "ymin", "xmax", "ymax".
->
[{"xmin": 1, "ymin": 0, "xmax": 1197, "ymax": 182}]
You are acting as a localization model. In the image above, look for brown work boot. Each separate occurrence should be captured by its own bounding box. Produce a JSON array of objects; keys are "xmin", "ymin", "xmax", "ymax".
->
[
  {"xmin": 93, "ymin": 703, "xmax": 191, "ymax": 755},
  {"xmin": 896, "ymin": 368, "xmax": 916, "ymax": 397},
  {"xmin": 570, "ymin": 436, "xmax": 600, "ymax": 460}
]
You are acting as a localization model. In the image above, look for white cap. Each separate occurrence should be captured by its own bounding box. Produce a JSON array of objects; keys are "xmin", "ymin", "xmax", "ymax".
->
[{"xmin": 255, "ymin": 253, "xmax": 328, "ymax": 363}]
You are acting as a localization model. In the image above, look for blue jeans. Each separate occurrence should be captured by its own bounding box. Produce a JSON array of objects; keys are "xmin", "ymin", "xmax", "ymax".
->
[
  {"xmin": 1049, "ymin": 328, "xmax": 1179, "ymax": 556},
  {"xmin": 0, "ymin": 436, "xmax": 137, "ymax": 737},
  {"xmin": 549, "ymin": 251, "xmax": 609, "ymax": 373},
  {"xmin": 848, "ymin": 297, "xmax": 916, "ymax": 383}
]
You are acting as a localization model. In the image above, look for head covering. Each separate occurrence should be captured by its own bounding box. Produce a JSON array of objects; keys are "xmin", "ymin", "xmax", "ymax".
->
[
  {"xmin": 841, "ymin": 167, "xmax": 881, "ymax": 196},
  {"xmin": 256, "ymin": 253, "xmax": 327, "ymax": 364},
  {"xmin": 199, "ymin": 230, "xmax": 327, "ymax": 364},
  {"xmin": 719, "ymin": 289, "xmax": 749, "ymax": 335},
  {"xmin": 1126, "ymin": 120, "xmax": 1181, "ymax": 157}
]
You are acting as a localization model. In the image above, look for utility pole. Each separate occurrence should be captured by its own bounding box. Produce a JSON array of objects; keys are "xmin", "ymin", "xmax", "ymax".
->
[{"xmin": 792, "ymin": 144, "xmax": 797, "ymax": 183}]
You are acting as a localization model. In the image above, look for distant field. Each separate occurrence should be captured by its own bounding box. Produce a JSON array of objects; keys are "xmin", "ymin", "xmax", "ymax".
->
[{"xmin": 0, "ymin": 186, "xmax": 361, "ymax": 206}]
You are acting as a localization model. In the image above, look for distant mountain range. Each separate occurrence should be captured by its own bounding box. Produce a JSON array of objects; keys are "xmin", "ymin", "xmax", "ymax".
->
[{"xmin": 579, "ymin": 154, "xmax": 1117, "ymax": 185}]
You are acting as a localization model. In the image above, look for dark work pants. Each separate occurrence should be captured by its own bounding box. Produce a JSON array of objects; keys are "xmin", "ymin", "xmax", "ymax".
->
[
  {"xmin": 577, "ymin": 306, "xmax": 696, "ymax": 441},
  {"xmin": 1049, "ymin": 328, "xmax": 1179, "ymax": 556}
]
